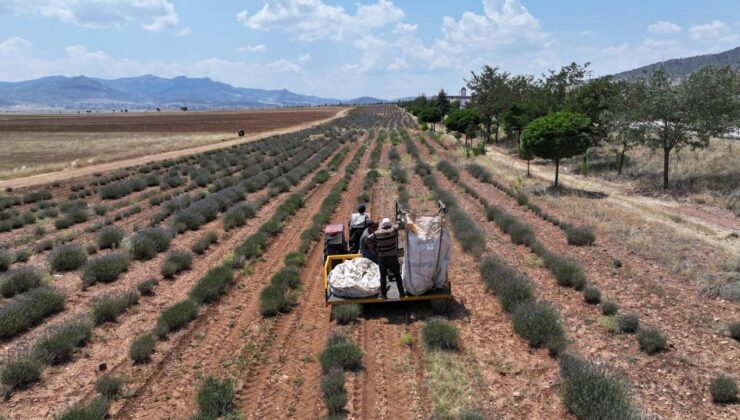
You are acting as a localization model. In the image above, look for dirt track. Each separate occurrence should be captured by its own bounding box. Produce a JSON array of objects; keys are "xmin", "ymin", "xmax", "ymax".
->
[{"xmin": 0, "ymin": 107, "xmax": 350, "ymax": 190}]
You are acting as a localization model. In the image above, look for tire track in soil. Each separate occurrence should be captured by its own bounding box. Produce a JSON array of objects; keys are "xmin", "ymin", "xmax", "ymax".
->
[
  {"xmin": 422, "ymin": 136, "xmax": 740, "ymax": 418},
  {"xmin": 1, "ymin": 140, "xmax": 349, "ymax": 419},
  {"xmin": 237, "ymin": 136, "xmax": 373, "ymax": 419},
  {"xmin": 115, "ymin": 138, "xmax": 363, "ymax": 419}
]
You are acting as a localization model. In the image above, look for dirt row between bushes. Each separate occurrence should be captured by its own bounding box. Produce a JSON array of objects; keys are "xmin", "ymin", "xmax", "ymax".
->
[
  {"xmin": 0, "ymin": 108, "xmax": 351, "ymax": 190},
  {"xmin": 345, "ymin": 138, "xmax": 431, "ymax": 420},
  {"xmin": 234, "ymin": 137, "xmax": 372, "ymax": 419},
  {"xmin": 0, "ymin": 138, "xmax": 352, "ymax": 419},
  {"xmin": 113, "ymin": 137, "xmax": 366, "ymax": 419},
  {"xmin": 420, "ymin": 135, "xmax": 740, "ymax": 418}
]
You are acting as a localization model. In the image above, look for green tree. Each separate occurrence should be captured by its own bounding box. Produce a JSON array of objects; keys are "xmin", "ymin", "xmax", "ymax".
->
[
  {"xmin": 520, "ymin": 112, "xmax": 592, "ymax": 187},
  {"xmin": 501, "ymin": 102, "xmax": 540, "ymax": 148},
  {"xmin": 445, "ymin": 108, "xmax": 481, "ymax": 158},
  {"xmin": 436, "ymin": 89, "xmax": 451, "ymax": 116},
  {"xmin": 419, "ymin": 107, "xmax": 442, "ymax": 131},
  {"xmin": 467, "ymin": 65, "xmax": 512, "ymax": 143},
  {"xmin": 604, "ymin": 81, "xmax": 645, "ymax": 176},
  {"xmin": 542, "ymin": 62, "xmax": 589, "ymax": 112},
  {"xmin": 636, "ymin": 66, "xmax": 739, "ymax": 189}
]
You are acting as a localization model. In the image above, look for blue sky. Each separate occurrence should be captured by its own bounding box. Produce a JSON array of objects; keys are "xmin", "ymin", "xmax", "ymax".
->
[{"xmin": 0, "ymin": 0, "xmax": 737, "ymax": 98}]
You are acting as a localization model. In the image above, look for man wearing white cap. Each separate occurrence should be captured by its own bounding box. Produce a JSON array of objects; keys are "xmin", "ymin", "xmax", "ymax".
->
[{"xmin": 366, "ymin": 217, "xmax": 406, "ymax": 298}]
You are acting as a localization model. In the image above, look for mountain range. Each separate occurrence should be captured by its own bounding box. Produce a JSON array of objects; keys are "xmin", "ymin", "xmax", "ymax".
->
[
  {"xmin": 613, "ymin": 46, "xmax": 739, "ymax": 81},
  {"xmin": 0, "ymin": 75, "xmax": 387, "ymax": 110}
]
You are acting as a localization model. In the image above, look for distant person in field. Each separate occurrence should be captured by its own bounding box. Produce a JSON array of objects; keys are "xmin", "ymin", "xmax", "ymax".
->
[
  {"xmin": 359, "ymin": 220, "xmax": 379, "ymax": 264},
  {"xmin": 348, "ymin": 203, "xmax": 369, "ymax": 254},
  {"xmin": 367, "ymin": 218, "xmax": 406, "ymax": 299}
]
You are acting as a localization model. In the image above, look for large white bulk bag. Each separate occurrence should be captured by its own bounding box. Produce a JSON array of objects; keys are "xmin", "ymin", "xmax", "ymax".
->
[
  {"xmin": 328, "ymin": 257, "xmax": 381, "ymax": 298},
  {"xmin": 401, "ymin": 212, "xmax": 451, "ymax": 296}
]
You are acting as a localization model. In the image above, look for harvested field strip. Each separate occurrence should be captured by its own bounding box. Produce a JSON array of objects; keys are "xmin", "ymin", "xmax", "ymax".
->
[
  {"xmin": 415, "ymin": 135, "xmax": 740, "ymax": 418},
  {"xmin": 0, "ymin": 129, "xmax": 360, "ymax": 419},
  {"xmin": 111, "ymin": 135, "xmax": 366, "ymax": 419}
]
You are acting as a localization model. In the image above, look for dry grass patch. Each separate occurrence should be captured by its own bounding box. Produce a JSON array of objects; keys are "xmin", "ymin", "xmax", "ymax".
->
[{"xmin": 424, "ymin": 349, "xmax": 475, "ymax": 419}]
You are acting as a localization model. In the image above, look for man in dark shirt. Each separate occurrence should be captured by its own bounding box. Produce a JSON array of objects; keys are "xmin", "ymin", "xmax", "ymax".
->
[
  {"xmin": 359, "ymin": 221, "xmax": 378, "ymax": 264},
  {"xmin": 366, "ymin": 218, "xmax": 406, "ymax": 298}
]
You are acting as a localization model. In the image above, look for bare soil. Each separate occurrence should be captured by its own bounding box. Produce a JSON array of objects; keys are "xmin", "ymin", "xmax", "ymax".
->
[{"xmin": 0, "ymin": 107, "xmax": 348, "ymax": 186}]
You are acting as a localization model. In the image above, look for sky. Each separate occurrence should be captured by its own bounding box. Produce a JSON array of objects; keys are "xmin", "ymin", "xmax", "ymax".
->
[{"xmin": 0, "ymin": 0, "xmax": 738, "ymax": 99}]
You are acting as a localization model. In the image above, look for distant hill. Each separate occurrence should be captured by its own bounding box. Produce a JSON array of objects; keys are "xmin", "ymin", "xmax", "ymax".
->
[
  {"xmin": 613, "ymin": 46, "xmax": 740, "ymax": 81},
  {"xmin": 0, "ymin": 74, "xmax": 395, "ymax": 110}
]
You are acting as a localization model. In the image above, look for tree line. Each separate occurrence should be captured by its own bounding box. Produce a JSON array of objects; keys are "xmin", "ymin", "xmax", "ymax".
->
[{"xmin": 401, "ymin": 63, "xmax": 739, "ymax": 188}]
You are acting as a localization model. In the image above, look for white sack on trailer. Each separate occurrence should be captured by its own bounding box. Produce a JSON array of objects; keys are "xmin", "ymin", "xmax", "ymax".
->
[
  {"xmin": 328, "ymin": 257, "xmax": 381, "ymax": 298},
  {"xmin": 401, "ymin": 211, "xmax": 451, "ymax": 296}
]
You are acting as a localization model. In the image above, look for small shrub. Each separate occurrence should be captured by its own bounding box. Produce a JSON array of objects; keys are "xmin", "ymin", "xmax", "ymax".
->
[
  {"xmin": 259, "ymin": 283, "xmax": 293, "ymax": 316},
  {"xmin": 35, "ymin": 239, "xmax": 54, "ymax": 253},
  {"xmin": 710, "ymin": 374, "xmax": 738, "ymax": 404},
  {"xmin": 546, "ymin": 334, "xmax": 568, "ymax": 358},
  {"xmin": 129, "ymin": 333, "xmax": 156, "ymax": 363},
  {"xmin": 422, "ymin": 318, "xmax": 459, "ymax": 350},
  {"xmin": 90, "ymin": 291, "xmax": 139, "ymax": 325},
  {"xmin": 284, "ymin": 252, "xmax": 305, "ymax": 267},
  {"xmin": 0, "ymin": 265, "xmax": 44, "ymax": 298},
  {"xmin": 321, "ymin": 368, "xmax": 347, "ymax": 416},
  {"xmin": 637, "ymin": 327, "xmax": 667, "ymax": 355},
  {"xmin": 95, "ymin": 374, "xmax": 124, "ymax": 398},
  {"xmin": 583, "ymin": 286, "xmax": 601, "ymax": 304},
  {"xmin": 436, "ymin": 160, "xmax": 459, "ymax": 182},
  {"xmin": 33, "ymin": 318, "xmax": 93, "ymax": 365},
  {"xmin": 137, "ymin": 278, "xmax": 159, "ymax": 296},
  {"xmin": 14, "ymin": 248, "xmax": 31, "ymax": 263},
  {"xmin": 223, "ymin": 206, "xmax": 247, "ymax": 230},
  {"xmin": 543, "ymin": 254, "xmax": 587, "ymax": 290},
  {"xmin": 1, "ymin": 355, "xmax": 41, "ymax": 389},
  {"xmin": 96, "ymin": 226, "xmax": 124, "ymax": 249},
  {"xmin": 0, "ymin": 286, "xmax": 66, "ymax": 339},
  {"xmin": 57, "ymin": 397, "xmax": 110, "ymax": 420},
  {"xmin": 0, "ymin": 249, "xmax": 12, "ymax": 271},
  {"xmin": 565, "ymin": 225, "xmax": 596, "ymax": 246},
  {"xmin": 82, "ymin": 252, "xmax": 129, "ymax": 287},
  {"xmin": 153, "ymin": 299, "xmax": 198, "ymax": 338},
  {"xmin": 508, "ymin": 223, "xmax": 536, "ymax": 246},
  {"xmin": 319, "ymin": 333, "xmax": 363, "ymax": 373},
  {"xmin": 49, "ymin": 244, "xmax": 87, "ymax": 272},
  {"xmin": 86, "ymin": 243, "xmax": 98, "ymax": 255},
  {"xmin": 332, "ymin": 304, "xmax": 361, "ymax": 325},
  {"xmin": 601, "ymin": 300, "xmax": 619, "ymax": 316},
  {"xmin": 618, "ymin": 313, "xmax": 640, "ymax": 333},
  {"xmin": 271, "ymin": 266, "xmax": 300, "ymax": 289},
  {"xmin": 196, "ymin": 376, "xmax": 235, "ymax": 418},
  {"xmin": 189, "ymin": 265, "xmax": 233, "ymax": 304},
  {"xmin": 559, "ymin": 353, "xmax": 636, "ymax": 419},
  {"xmin": 93, "ymin": 203, "xmax": 111, "ymax": 216},
  {"xmin": 161, "ymin": 249, "xmax": 193, "ymax": 278},
  {"xmin": 130, "ymin": 227, "xmax": 171, "ymax": 261},
  {"xmin": 511, "ymin": 300, "xmax": 565, "ymax": 348},
  {"xmin": 191, "ymin": 231, "xmax": 218, "ymax": 254},
  {"xmin": 479, "ymin": 256, "xmax": 534, "ymax": 312}
]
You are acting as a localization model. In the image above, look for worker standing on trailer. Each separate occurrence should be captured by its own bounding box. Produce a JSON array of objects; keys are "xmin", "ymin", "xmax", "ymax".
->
[
  {"xmin": 348, "ymin": 203, "xmax": 369, "ymax": 254},
  {"xmin": 366, "ymin": 218, "xmax": 406, "ymax": 299},
  {"xmin": 359, "ymin": 221, "xmax": 378, "ymax": 264}
]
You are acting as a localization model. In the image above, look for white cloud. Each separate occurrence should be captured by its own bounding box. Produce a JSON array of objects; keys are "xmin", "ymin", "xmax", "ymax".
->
[
  {"xmin": 639, "ymin": 38, "xmax": 679, "ymax": 50},
  {"xmin": 579, "ymin": 30, "xmax": 593, "ymax": 37},
  {"xmin": 298, "ymin": 53, "xmax": 311, "ymax": 62},
  {"xmin": 266, "ymin": 59, "xmax": 302, "ymax": 72},
  {"xmin": 236, "ymin": 0, "xmax": 404, "ymax": 42},
  {"xmin": 689, "ymin": 20, "xmax": 735, "ymax": 41},
  {"xmin": 647, "ymin": 21, "xmax": 682, "ymax": 34},
  {"xmin": 236, "ymin": 44, "xmax": 268, "ymax": 53},
  {"xmin": 64, "ymin": 44, "xmax": 109, "ymax": 60},
  {"xmin": 0, "ymin": 37, "xmax": 32, "ymax": 55},
  {"xmin": 600, "ymin": 43, "xmax": 628, "ymax": 55},
  {"xmin": 427, "ymin": 0, "xmax": 549, "ymax": 70},
  {"xmin": 0, "ymin": 0, "xmax": 183, "ymax": 32}
]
